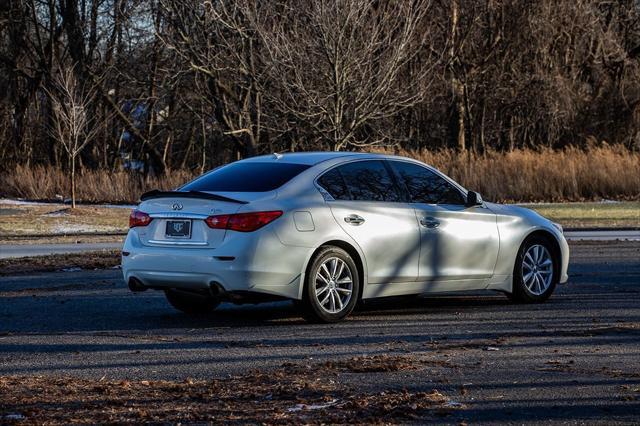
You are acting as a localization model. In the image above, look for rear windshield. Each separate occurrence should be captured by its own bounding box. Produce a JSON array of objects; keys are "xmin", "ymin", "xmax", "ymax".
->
[{"xmin": 180, "ymin": 162, "xmax": 310, "ymax": 192}]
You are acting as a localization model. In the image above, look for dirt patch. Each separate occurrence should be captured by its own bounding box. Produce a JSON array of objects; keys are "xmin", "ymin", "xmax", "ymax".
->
[
  {"xmin": 0, "ymin": 362, "xmax": 461, "ymax": 424},
  {"xmin": 320, "ymin": 354, "xmax": 458, "ymax": 373},
  {"xmin": 323, "ymin": 354, "xmax": 420, "ymax": 373},
  {"xmin": 0, "ymin": 251, "xmax": 120, "ymax": 276},
  {"xmin": 0, "ymin": 235, "xmax": 125, "ymax": 245}
]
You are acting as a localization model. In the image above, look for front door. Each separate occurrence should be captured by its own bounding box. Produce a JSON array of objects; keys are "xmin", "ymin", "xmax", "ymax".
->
[{"xmin": 387, "ymin": 160, "xmax": 499, "ymax": 283}]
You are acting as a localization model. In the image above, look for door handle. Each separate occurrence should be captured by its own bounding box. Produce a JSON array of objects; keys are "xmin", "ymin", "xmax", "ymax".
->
[
  {"xmin": 420, "ymin": 217, "xmax": 440, "ymax": 228},
  {"xmin": 344, "ymin": 214, "xmax": 365, "ymax": 226}
]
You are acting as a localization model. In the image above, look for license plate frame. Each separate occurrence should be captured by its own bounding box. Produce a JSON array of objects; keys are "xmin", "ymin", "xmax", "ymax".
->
[{"xmin": 165, "ymin": 220, "xmax": 192, "ymax": 238}]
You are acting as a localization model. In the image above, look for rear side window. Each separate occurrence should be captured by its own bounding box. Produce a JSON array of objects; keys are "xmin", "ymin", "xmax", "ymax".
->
[
  {"xmin": 317, "ymin": 168, "xmax": 350, "ymax": 200},
  {"xmin": 320, "ymin": 160, "xmax": 401, "ymax": 202},
  {"xmin": 390, "ymin": 161, "xmax": 465, "ymax": 205},
  {"xmin": 181, "ymin": 162, "xmax": 310, "ymax": 192}
]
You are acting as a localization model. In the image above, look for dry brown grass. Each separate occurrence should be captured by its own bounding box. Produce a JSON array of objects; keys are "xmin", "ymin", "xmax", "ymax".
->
[
  {"xmin": 0, "ymin": 166, "xmax": 193, "ymax": 205},
  {"xmin": 1, "ymin": 146, "xmax": 638, "ymax": 203},
  {"xmin": 388, "ymin": 145, "xmax": 640, "ymax": 202}
]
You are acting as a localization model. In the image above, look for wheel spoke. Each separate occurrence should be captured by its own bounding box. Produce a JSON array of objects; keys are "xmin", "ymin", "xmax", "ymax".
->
[
  {"xmin": 329, "ymin": 290, "xmax": 336, "ymax": 312},
  {"xmin": 335, "ymin": 261, "xmax": 345, "ymax": 281},
  {"xmin": 330, "ymin": 259, "xmax": 338, "ymax": 279},
  {"xmin": 524, "ymin": 253, "xmax": 535, "ymax": 268},
  {"xmin": 335, "ymin": 291, "xmax": 344, "ymax": 310},
  {"xmin": 316, "ymin": 285, "xmax": 329, "ymax": 297},
  {"xmin": 316, "ymin": 273, "xmax": 329, "ymax": 284},
  {"xmin": 320, "ymin": 263, "xmax": 332, "ymax": 281},
  {"xmin": 336, "ymin": 287, "xmax": 352, "ymax": 295},
  {"xmin": 320, "ymin": 291, "xmax": 331, "ymax": 306},
  {"xmin": 523, "ymin": 271, "xmax": 534, "ymax": 285},
  {"xmin": 541, "ymin": 272, "xmax": 551, "ymax": 288}
]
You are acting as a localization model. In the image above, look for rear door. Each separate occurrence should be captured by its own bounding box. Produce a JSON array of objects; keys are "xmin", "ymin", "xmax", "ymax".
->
[
  {"xmin": 388, "ymin": 160, "xmax": 499, "ymax": 282},
  {"xmin": 317, "ymin": 160, "xmax": 420, "ymax": 284}
]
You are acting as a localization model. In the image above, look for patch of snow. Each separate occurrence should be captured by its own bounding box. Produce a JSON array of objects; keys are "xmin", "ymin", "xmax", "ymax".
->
[
  {"xmin": 104, "ymin": 204, "xmax": 137, "ymax": 209},
  {"xmin": 45, "ymin": 210, "xmax": 69, "ymax": 217},
  {"xmin": 4, "ymin": 413, "xmax": 26, "ymax": 420},
  {"xmin": 287, "ymin": 399, "xmax": 339, "ymax": 412},
  {"xmin": 486, "ymin": 346, "xmax": 500, "ymax": 351},
  {"xmin": 0, "ymin": 199, "xmax": 55, "ymax": 206},
  {"xmin": 0, "ymin": 198, "xmax": 135, "ymax": 209},
  {"xmin": 52, "ymin": 224, "xmax": 93, "ymax": 234},
  {"xmin": 61, "ymin": 267, "xmax": 83, "ymax": 272},
  {"xmin": 445, "ymin": 401, "xmax": 464, "ymax": 408}
]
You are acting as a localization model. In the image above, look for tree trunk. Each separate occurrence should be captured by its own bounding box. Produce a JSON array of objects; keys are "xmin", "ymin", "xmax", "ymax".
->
[
  {"xmin": 449, "ymin": 0, "xmax": 465, "ymax": 152},
  {"xmin": 453, "ymin": 78, "xmax": 466, "ymax": 152},
  {"xmin": 70, "ymin": 155, "xmax": 76, "ymax": 209}
]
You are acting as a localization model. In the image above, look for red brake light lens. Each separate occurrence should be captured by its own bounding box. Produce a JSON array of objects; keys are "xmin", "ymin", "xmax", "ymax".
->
[
  {"xmin": 129, "ymin": 210, "xmax": 153, "ymax": 228},
  {"xmin": 205, "ymin": 211, "xmax": 283, "ymax": 232}
]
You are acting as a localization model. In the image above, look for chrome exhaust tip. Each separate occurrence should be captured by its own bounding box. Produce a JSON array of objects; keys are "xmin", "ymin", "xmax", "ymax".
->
[{"xmin": 128, "ymin": 278, "xmax": 147, "ymax": 292}]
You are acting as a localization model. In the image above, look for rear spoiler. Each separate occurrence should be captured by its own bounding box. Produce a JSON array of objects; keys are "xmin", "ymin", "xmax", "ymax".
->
[{"xmin": 140, "ymin": 190, "xmax": 248, "ymax": 204}]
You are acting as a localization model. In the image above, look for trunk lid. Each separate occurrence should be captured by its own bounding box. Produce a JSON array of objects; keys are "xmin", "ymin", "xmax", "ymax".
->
[{"xmin": 134, "ymin": 190, "xmax": 275, "ymax": 248}]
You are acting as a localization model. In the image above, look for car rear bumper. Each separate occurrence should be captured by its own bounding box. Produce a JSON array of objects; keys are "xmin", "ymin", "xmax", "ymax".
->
[{"xmin": 121, "ymin": 229, "xmax": 308, "ymax": 299}]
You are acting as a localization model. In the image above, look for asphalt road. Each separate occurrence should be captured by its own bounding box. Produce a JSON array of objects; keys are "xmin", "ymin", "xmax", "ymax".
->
[
  {"xmin": 0, "ymin": 242, "xmax": 122, "ymax": 259},
  {"xmin": 0, "ymin": 240, "xmax": 639, "ymax": 423},
  {"xmin": 1, "ymin": 229, "xmax": 639, "ymax": 259}
]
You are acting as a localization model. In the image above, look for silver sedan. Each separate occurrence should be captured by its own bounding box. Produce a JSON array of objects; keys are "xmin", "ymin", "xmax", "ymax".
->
[{"xmin": 122, "ymin": 152, "xmax": 569, "ymax": 323}]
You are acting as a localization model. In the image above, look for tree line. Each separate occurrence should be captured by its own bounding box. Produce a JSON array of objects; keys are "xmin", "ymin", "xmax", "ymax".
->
[{"xmin": 2, "ymin": 0, "xmax": 640, "ymax": 176}]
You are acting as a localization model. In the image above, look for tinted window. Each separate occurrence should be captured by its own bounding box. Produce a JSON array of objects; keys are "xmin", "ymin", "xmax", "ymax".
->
[
  {"xmin": 317, "ymin": 168, "xmax": 350, "ymax": 200},
  {"xmin": 337, "ymin": 160, "xmax": 401, "ymax": 202},
  {"xmin": 181, "ymin": 162, "xmax": 310, "ymax": 192},
  {"xmin": 391, "ymin": 161, "xmax": 465, "ymax": 205}
]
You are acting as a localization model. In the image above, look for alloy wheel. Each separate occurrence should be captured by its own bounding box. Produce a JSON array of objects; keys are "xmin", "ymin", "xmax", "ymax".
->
[
  {"xmin": 314, "ymin": 257, "xmax": 353, "ymax": 314},
  {"xmin": 521, "ymin": 244, "xmax": 553, "ymax": 296}
]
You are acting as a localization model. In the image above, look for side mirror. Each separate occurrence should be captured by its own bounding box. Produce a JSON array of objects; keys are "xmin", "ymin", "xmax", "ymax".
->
[{"xmin": 466, "ymin": 191, "xmax": 483, "ymax": 207}]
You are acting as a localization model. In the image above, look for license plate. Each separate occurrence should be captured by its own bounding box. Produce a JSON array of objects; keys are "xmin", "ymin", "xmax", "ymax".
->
[{"xmin": 165, "ymin": 220, "xmax": 191, "ymax": 238}]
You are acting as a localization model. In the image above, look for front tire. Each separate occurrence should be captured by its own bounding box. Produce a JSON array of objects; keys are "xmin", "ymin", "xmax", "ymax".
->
[
  {"xmin": 164, "ymin": 288, "xmax": 220, "ymax": 314},
  {"xmin": 509, "ymin": 235, "xmax": 558, "ymax": 303},
  {"xmin": 300, "ymin": 246, "xmax": 360, "ymax": 323}
]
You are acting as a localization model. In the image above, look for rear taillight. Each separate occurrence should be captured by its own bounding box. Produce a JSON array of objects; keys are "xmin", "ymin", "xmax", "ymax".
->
[
  {"xmin": 205, "ymin": 211, "xmax": 283, "ymax": 232},
  {"xmin": 129, "ymin": 210, "xmax": 152, "ymax": 228}
]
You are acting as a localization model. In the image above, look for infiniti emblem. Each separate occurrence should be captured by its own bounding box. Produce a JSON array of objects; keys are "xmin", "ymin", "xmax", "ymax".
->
[{"xmin": 172, "ymin": 203, "xmax": 183, "ymax": 211}]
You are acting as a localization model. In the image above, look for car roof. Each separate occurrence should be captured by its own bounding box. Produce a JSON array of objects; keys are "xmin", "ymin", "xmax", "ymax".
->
[{"xmin": 241, "ymin": 151, "xmax": 393, "ymax": 166}]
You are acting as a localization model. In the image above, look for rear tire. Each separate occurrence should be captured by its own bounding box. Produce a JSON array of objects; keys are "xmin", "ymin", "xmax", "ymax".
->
[
  {"xmin": 300, "ymin": 246, "xmax": 360, "ymax": 323},
  {"xmin": 164, "ymin": 288, "xmax": 220, "ymax": 314},
  {"xmin": 509, "ymin": 235, "xmax": 558, "ymax": 303}
]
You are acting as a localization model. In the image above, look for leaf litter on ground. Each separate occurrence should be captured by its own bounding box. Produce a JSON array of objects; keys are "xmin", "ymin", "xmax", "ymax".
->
[{"xmin": 0, "ymin": 357, "xmax": 464, "ymax": 424}]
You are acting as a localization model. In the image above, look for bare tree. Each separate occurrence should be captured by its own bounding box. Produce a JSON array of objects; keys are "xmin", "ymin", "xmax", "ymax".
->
[
  {"xmin": 45, "ymin": 66, "xmax": 101, "ymax": 207},
  {"xmin": 159, "ymin": 0, "xmax": 266, "ymax": 158},
  {"xmin": 2, "ymin": 0, "xmax": 640, "ymax": 170},
  {"xmin": 255, "ymin": 0, "xmax": 444, "ymax": 151}
]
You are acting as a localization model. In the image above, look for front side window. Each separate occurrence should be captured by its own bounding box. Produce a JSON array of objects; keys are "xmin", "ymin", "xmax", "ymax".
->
[
  {"xmin": 329, "ymin": 160, "xmax": 401, "ymax": 202},
  {"xmin": 181, "ymin": 162, "xmax": 310, "ymax": 192},
  {"xmin": 390, "ymin": 161, "xmax": 465, "ymax": 205}
]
